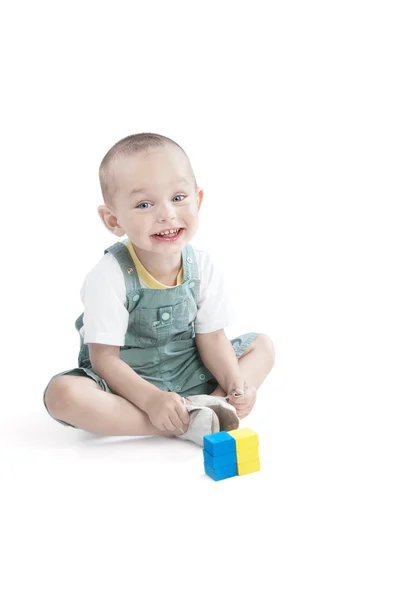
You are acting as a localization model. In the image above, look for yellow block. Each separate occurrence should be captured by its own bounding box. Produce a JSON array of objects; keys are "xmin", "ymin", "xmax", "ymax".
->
[
  {"xmin": 237, "ymin": 457, "xmax": 261, "ymax": 476},
  {"xmin": 229, "ymin": 428, "xmax": 259, "ymax": 453},
  {"xmin": 236, "ymin": 446, "xmax": 260, "ymax": 464}
]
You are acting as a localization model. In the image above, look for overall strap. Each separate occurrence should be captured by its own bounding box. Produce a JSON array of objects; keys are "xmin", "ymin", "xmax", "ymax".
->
[
  {"xmin": 104, "ymin": 240, "xmax": 140, "ymax": 311},
  {"xmin": 182, "ymin": 244, "xmax": 200, "ymax": 304}
]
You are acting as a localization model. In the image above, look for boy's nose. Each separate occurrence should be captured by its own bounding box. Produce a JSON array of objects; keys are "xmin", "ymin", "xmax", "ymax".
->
[{"xmin": 157, "ymin": 205, "xmax": 177, "ymax": 222}]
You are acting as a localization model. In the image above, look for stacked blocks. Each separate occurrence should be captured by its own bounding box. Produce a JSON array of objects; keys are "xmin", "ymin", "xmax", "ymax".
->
[
  {"xmin": 229, "ymin": 428, "xmax": 260, "ymax": 475},
  {"xmin": 203, "ymin": 431, "xmax": 237, "ymax": 481},
  {"xmin": 203, "ymin": 428, "xmax": 260, "ymax": 481}
]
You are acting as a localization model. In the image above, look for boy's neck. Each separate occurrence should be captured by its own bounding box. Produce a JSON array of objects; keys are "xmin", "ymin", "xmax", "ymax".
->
[{"xmin": 132, "ymin": 244, "xmax": 183, "ymax": 286}]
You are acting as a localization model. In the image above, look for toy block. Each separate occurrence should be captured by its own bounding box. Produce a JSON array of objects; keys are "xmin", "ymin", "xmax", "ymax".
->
[
  {"xmin": 203, "ymin": 431, "xmax": 235, "ymax": 457},
  {"xmin": 235, "ymin": 446, "xmax": 260, "ymax": 464},
  {"xmin": 203, "ymin": 449, "xmax": 236, "ymax": 470},
  {"xmin": 237, "ymin": 457, "xmax": 261, "ymax": 476},
  {"xmin": 204, "ymin": 461, "xmax": 237, "ymax": 481},
  {"xmin": 228, "ymin": 428, "xmax": 259, "ymax": 453}
]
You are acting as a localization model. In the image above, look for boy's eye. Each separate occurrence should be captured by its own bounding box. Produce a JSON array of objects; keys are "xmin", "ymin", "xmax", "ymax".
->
[{"xmin": 136, "ymin": 195, "xmax": 185, "ymax": 209}]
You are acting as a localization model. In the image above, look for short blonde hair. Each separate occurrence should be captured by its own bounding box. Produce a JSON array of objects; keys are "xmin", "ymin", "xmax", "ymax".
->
[{"xmin": 99, "ymin": 132, "xmax": 197, "ymax": 206}]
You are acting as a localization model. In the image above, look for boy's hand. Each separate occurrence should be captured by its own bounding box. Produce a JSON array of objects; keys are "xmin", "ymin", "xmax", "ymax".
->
[
  {"xmin": 227, "ymin": 379, "xmax": 257, "ymax": 419},
  {"xmin": 145, "ymin": 390, "xmax": 190, "ymax": 434}
]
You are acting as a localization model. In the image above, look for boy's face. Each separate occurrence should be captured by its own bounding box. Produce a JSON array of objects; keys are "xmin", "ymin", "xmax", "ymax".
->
[{"xmin": 99, "ymin": 146, "xmax": 203, "ymax": 255}]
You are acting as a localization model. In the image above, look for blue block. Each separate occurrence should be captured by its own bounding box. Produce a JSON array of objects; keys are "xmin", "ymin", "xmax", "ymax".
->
[
  {"xmin": 204, "ymin": 462, "xmax": 237, "ymax": 481},
  {"xmin": 203, "ymin": 449, "xmax": 236, "ymax": 469},
  {"xmin": 203, "ymin": 431, "xmax": 236, "ymax": 457}
]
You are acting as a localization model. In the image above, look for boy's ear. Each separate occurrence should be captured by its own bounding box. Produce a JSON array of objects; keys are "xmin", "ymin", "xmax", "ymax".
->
[
  {"xmin": 196, "ymin": 188, "xmax": 204, "ymax": 211},
  {"xmin": 97, "ymin": 205, "xmax": 126, "ymax": 237}
]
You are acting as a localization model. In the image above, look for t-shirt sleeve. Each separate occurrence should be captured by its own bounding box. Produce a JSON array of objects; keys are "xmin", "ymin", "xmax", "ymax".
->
[
  {"xmin": 80, "ymin": 253, "xmax": 129, "ymax": 346},
  {"xmin": 194, "ymin": 250, "xmax": 240, "ymax": 334}
]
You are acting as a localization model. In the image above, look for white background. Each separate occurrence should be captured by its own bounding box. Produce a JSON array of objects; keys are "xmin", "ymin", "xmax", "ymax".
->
[{"xmin": 1, "ymin": 1, "xmax": 397, "ymax": 598}]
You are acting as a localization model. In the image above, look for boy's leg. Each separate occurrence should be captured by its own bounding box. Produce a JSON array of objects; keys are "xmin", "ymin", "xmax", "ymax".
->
[
  {"xmin": 44, "ymin": 375, "xmax": 182, "ymax": 437},
  {"xmin": 210, "ymin": 333, "xmax": 276, "ymax": 397}
]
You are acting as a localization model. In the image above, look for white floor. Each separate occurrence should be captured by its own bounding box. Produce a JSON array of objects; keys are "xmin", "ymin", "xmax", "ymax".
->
[{"xmin": 2, "ymin": 361, "xmax": 397, "ymax": 600}]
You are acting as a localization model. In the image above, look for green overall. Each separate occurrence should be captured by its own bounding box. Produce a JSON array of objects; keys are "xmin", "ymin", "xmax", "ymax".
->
[{"xmin": 43, "ymin": 241, "xmax": 259, "ymax": 427}]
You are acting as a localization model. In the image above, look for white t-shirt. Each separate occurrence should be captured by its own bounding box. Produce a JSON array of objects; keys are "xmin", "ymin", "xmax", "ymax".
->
[{"xmin": 80, "ymin": 245, "xmax": 239, "ymax": 346}]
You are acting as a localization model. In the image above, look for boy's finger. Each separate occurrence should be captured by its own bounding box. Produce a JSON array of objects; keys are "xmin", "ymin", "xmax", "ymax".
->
[
  {"xmin": 175, "ymin": 406, "xmax": 190, "ymax": 429},
  {"xmin": 229, "ymin": 397, "xmax": 246, "ymax": 406},
  {"xmin": 176, "ymin": 402, "xmax": 190, "ymax": 425},
  {"xmin": 164, "ymin": 417, "xmax": 177, "ymax": 433}
]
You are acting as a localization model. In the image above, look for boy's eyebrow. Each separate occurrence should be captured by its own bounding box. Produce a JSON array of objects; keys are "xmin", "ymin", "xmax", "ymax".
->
[{"xmin": 129, "ymin": 177, "xmax": 191, "ymax": 196}]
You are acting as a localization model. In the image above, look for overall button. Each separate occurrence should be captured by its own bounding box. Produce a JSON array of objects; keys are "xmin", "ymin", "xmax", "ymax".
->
[
  {"xmin": 161, "ymin": 312, "xmax": 170, "ymax": 321},
  {"xmin": 175, "ymin": 385, "xmax": 181, "ymax": 392},
  {"xmin": 132, "ymin": 294, "xmax": 140, "ymax": 301},
  {"xmin": 187, "ymin": 257, "xmax": 193, "ymax": 264},
  {"xmin": 188, "ymin": 281, "xmax": 195, "ymax": 288},
  {"xmin": 199, "ymin": 374, "xmax": 206, "ymax": 381}
]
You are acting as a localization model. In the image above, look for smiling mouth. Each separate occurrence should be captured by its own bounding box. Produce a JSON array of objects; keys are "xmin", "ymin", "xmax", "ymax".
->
[{"xmin": 152, "ymin": 228, "xmax": 183, "ymax": 238}]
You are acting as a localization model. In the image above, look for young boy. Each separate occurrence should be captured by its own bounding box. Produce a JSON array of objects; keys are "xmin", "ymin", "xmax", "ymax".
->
[{"xmin": 43, "ymin": 133, "xmax": 275, "ymax": 446}]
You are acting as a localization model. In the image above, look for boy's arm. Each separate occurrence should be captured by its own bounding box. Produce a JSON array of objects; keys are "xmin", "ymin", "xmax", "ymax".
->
[
  {"xmin": 195, "ymin": 329, "xmax": 242, "ymax": 395},
  {"xmin": 89, "ymin": 343, "xmax": 159, "ymax": 412}
]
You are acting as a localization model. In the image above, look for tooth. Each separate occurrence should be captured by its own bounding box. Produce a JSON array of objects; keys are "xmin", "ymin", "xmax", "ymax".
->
[{"xmin": 156, "ymin": 228, "xmax": 180, "ymax": 236}]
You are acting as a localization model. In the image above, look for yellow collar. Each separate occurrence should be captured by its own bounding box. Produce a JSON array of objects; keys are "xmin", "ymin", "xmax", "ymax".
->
[{"xmin": 125, "ymin": 240, "xmax": 183, "ymax": 289}]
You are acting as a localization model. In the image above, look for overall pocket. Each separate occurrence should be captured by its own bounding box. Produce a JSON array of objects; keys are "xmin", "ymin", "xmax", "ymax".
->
[
  {"xmin": 150, "ymin": 301, "xmax": 190, "ymax": 342},
  {"xmin": 129, "ymin": 300, "xmax": 190, "ymax": 347}
]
